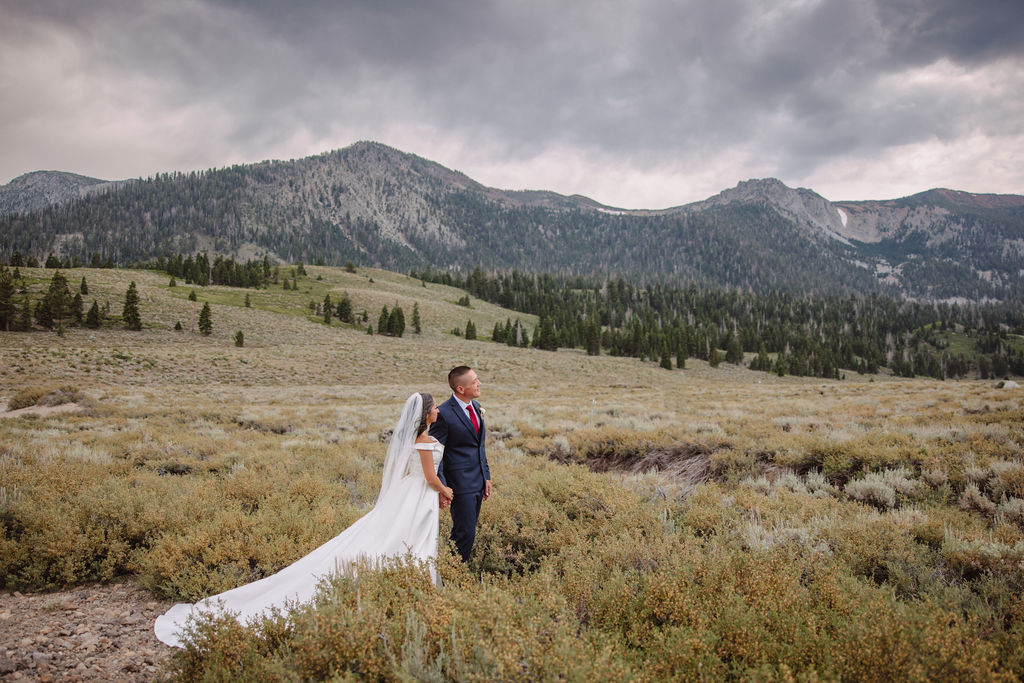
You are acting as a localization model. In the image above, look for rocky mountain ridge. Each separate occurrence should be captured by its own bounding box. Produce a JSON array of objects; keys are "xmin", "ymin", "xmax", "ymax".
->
[
  {"xmin": 1, "ymin": 141, "xmax": 1021, "ymax": 300},
  {"xmin": 0, "ymin": 170, "xmax": 125, "ymax": 216}
]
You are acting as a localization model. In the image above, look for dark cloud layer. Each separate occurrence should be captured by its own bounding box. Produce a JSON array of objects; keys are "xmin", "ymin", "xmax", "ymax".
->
[{"xmin": 2, "ymin": 0, "xmax": 1022, "ymax": 205}]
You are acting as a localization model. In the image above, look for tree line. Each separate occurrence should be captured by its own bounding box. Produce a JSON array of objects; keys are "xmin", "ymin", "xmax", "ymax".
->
[{"xmin": 414, "ymin": 267, "xmax": 1024, "ymax": 380}]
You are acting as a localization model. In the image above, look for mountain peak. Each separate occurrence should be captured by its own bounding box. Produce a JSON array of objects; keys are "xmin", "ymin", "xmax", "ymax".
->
[
  {"xmin": 0, "ymin": 170, "xmax": 119, "ymax": 216},
  {"xmin": 683, "ymin": 177, "xmax": 854, "ymax": 245}
]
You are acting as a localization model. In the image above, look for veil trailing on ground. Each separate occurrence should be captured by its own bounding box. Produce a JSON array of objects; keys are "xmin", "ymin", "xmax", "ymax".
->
[
  {"xmin": 155, "ymin": 391, "xmax": 444, "ymax": 647},
  {"xmin": 377, "ymin": 392, "xmax": 423, "ymax": 504}
]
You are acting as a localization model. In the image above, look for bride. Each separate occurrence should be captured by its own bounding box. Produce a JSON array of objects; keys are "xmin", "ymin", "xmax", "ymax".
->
[{"xmin": 154, "ymin": 392, "xmax": 452, "ymax": 648}]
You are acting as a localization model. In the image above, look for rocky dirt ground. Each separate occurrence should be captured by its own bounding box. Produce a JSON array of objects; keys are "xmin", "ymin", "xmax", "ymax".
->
[{"xmin": 0, "ymin": 582, "xmax": 176, "ymax": 681}]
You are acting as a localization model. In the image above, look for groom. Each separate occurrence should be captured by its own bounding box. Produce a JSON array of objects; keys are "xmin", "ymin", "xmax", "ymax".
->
[{"xmin": 430, "ymin": 365, "xmax": 491, "ymax": 563}]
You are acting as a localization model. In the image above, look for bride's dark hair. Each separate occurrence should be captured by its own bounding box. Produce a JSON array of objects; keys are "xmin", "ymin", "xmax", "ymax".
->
[{"xmin": 416, "ymin": 392, "xmax": 435, "ymax": 435}]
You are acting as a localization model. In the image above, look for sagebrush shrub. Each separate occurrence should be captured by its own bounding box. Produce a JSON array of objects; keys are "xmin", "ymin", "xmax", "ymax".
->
[
  {"xmin": 845, "ymin": 475, "xmax": 896, "ymax": 510},
  {"xmin": 960, "ymin": 482, "xmax": 997, "ymax": 516}
]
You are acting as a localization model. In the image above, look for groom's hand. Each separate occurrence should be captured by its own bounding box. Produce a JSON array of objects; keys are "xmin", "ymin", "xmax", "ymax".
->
[{"xmin": 483, "ymin": 480, "xmax": 492, "ymax": 501}]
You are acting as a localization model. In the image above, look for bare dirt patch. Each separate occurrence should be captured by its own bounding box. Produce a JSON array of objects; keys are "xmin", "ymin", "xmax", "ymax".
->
[
  {"xmin": 0, "ymin": 582, "xmax": 175, "ymax": 681},
  {"xmin": 0, "ymin": 403, "xmax": 82, "ymax": 420}
]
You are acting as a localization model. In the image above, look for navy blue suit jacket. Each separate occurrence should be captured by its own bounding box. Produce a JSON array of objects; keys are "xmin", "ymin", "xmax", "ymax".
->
[{"xmin": 430, "ymin": 395, "xmax": 489, "ymax": 493}]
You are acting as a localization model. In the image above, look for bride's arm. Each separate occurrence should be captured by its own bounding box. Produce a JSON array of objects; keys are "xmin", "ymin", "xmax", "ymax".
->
[{"xmin": 419, "ymin": 450, "xmax": 453, "ymax": 503}]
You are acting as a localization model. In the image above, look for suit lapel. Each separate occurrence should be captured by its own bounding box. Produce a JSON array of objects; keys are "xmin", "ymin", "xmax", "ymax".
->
[
  {"xmin": 450, "ymin": 395, "xmax": 481, "ymax": 442},
  {"xmin": 449, "ymin": 396, "xmax": 474, "ymax": 436}
]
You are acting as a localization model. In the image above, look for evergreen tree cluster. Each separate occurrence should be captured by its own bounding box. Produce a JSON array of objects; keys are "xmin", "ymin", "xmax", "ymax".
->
[
  {"xmin": 2, "ymin": 250, "xmax": 115, "ymax": 270},
  {"xmin": 154, "ymin": 252, "xmax": 273, "ymax": 288},
  {"xmin": 375, "ymin": 304, "xmax": 406, "ymax": 337},
  {"xmin": 316, "ymin": 291, "xmax": 356, "ymax": 325},
  {"xmin": 421, "ymin": 267, "xmax": 1024, "ymax": 379},
  {"xmin": 0, "ymin": 267, "xmax": 112, "ymax": 333}
]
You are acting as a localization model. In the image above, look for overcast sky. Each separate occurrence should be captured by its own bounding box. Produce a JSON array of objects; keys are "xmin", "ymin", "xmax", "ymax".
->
[{"xmin": 2, "ymin": 0, "xmax": 1022, "ymax": 208}]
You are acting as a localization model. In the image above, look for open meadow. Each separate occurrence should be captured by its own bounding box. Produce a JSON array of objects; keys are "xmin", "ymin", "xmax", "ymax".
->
[{"xmin": 2, "ymin": 266, "xmax": 1023, "ymax": 680}]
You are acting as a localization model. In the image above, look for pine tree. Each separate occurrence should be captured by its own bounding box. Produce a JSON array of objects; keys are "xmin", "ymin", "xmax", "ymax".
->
[
  {"xmin": 198, "ymin": 302, "xmax": 213, "ymax": 335},
  {"xmin": 85, "ymin": 300, "xmax": 102, "ymax": 329},
  {"xmin": 10, "ymin": 251, "xmax": 24, "ymax": 267},
  {"xmin": 491, "ymin": 321, "xmax": 505, "ymax": 343},
  {"xmin": 122, "ymin": 281, "xmax": 142, "ymax": 330},
  {"xmin": 188, "ymin": 289, "xmax": 197, "ymax": 301},
  {"xmin": 79, "ymin": 276, "xmax": 88, "ymax": 295},
  {"xmin": 337, "ymin": 294, "xmax": 353, "ymax": 323},
  {"xmin": 726, "ymin": 334, "xmax": 744, "ymax": 364},
  {"xmin": 323, "ymin": 293, "xmax": 332, "ymax": 324},
  {"xmin": 244, "ymin": 293, "xmax": 251, "ymax": 308},
  {"xmin": 537, "ymin": 317, "xmax": 557, "ymax": 351},
  {"xmin": 45, "ymin": 270, "xmax": 72, "ymax": 334},
  {"xmin": 377, "ymin": 306, "xmax": 390, "ymax": 336},
  {"xmin": 676, "ymin": 346, "xmax": 686, "ymax": 369},
  {"xmin": 17, "ymin": 292, "xmax": 32, "ymax": 331},
  {"xmin": 71, "ymin": 292, "xmax": 84, "ymax": 325},
  {"xmin": 388, "ymin": 305, "xmax": 405, "ymax": 337},
  {"xmin": 45, "ymin": 253, "xmax": 61, "ymax": 268},
  {"xmin": 34, "ymin": 298, "xmax": 52, "ymax": 329},
  {"xmin": 234, "ymin": 330, "xmax": 244, "ymax": 347},
  {"xmin": 174, "ymin": 321, "xmax": 182, "ymax": 331},
  {"xmin": 412, "ymin": 302, "xmax": 421, "ymax": 334},
  {"xmin": 0, "ymin": 267, "xmax": 14, "ymax": 331},
  {"xmin": 465, "ymin": 319, "xmax": 476, "ymax": 340},
  {"xmin": 660, "ymin": 345, "xmax": 673, "ymax": 370},
  {"xmin": 709, "ymin": 347, "xmax": 722, "ymax": 368},
  {"xmin": 585, "ymin": 320, "xmax": 600, "ymax": 356}
]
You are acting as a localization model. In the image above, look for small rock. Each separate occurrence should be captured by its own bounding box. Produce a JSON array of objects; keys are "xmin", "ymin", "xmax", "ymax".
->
[{"xmin": 0, "ymin": 658, "xmax": 16, "ymax": 674}]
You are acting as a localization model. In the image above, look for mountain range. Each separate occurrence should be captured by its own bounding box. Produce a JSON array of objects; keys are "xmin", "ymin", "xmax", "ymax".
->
[{"xmin": 2, "ymin": 141, "xmax": 1022, "ymax": 301}]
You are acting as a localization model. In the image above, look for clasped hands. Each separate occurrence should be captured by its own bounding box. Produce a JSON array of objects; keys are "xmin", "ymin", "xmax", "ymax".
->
[{"xmin": 439, "ymin": 480, "xmax": 491, "ymax": 509}]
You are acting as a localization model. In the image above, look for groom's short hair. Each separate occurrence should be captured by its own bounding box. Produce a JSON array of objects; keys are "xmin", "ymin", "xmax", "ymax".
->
[{"xmin": 448, "ymin": 365, "xmax": 473, "ymax": 391}]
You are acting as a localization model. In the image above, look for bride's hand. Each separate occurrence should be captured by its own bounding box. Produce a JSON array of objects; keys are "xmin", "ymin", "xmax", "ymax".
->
[{"xmin": 440, "ymin": 486, "xmax": 454, "ymax": 505}]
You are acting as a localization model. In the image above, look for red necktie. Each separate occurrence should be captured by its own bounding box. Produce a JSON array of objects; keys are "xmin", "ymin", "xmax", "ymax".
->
[{"xmin": 466, "ymin": 404, "xmax": 479, "ymax": 433}]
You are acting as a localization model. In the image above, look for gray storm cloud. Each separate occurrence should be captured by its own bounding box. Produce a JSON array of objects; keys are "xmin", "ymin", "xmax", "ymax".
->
[{"xmin": 2, "ymin": 0, "xmax": 1022, "ymax": 206}]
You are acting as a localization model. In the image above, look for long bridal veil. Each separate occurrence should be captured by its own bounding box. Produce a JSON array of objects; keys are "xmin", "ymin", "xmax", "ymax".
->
[
  {"xmin": 377, "ymin": 392, "xmax": 424, "ymax": 502},
  {"xmin": 155, "ymin": 393, "xmax": 430, "ymax": 647}
]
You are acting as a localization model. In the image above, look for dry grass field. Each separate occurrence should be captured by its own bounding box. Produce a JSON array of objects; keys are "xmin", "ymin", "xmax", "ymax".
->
[{"xmin": 2, "ymin": 266, "xmax": 1023, "ymax": 680}]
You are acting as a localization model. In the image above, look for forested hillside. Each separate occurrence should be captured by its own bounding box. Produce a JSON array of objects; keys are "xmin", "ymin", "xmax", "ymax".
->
[
  {"xmin": 1, "ymin": 142, "xmax": 1022, "ymax": 301},
  {"xmin": 419, "ymin": 267, "xmax": 1024, "ymax": 380}
]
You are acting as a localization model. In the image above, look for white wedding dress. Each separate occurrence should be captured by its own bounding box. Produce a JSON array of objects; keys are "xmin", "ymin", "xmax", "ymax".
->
[{"xmin": 154, "ymin": 429, "xmax": 444, "ymax": 648}]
